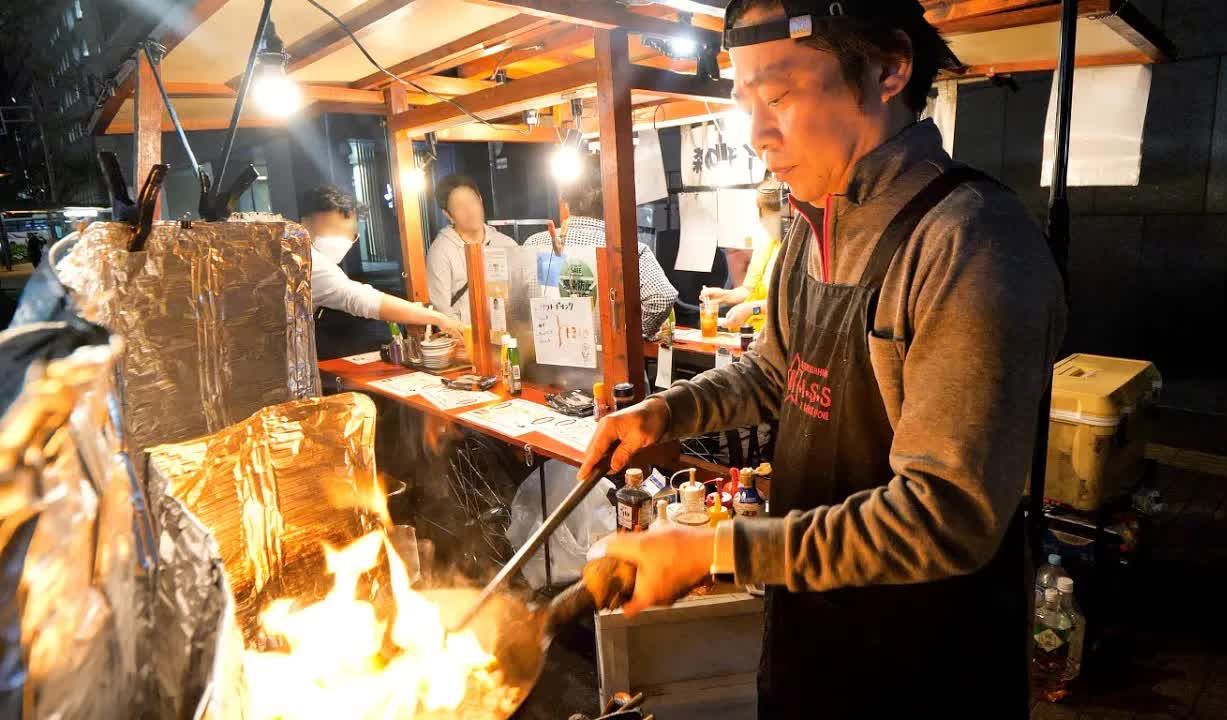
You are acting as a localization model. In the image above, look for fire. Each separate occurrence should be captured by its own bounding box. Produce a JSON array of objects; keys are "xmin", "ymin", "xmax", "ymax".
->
[{"xmin": 242, "ymin": 530, "xmax": 517, "ymax": 719}]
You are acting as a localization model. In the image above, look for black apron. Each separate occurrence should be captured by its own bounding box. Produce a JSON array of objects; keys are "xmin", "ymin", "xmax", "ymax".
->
[{"xmin": 759, "ymin": 168, "xmax": 1030, "ymax": 719}]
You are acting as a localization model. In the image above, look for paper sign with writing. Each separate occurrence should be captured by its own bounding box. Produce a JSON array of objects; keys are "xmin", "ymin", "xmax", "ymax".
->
[
  {"xmin": 369, "ymin": 372, "xmax": 441, "ymax": 397},
  {"xmin": 343, "ymin": 351, "xmax": 382, "ymax": 365},
  {"xmin": 530, "ymin": 297, "xmax": 597, "ymax": 368},
  {"xmin": 680, "ymin": 119, "xmax": 767, "ymax": 188}
]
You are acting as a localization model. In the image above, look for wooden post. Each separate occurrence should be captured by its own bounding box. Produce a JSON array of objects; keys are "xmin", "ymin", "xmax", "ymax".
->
[
  {"xmin": 133, "ymin": 51, "xmax": 162, "ymax": 215},
  {"xmin": 594, "ymin": 29, "xmax": 645, "ymax": 400},
  {"xmin": 386, "ymin": 86, "xmax": 431, "ymax": 303},
  {"xmin": 464, "ymin": 242, "xmax": 496, "ymax": 376}
]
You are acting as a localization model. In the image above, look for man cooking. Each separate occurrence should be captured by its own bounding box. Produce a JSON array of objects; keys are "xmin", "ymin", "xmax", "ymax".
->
[{"xmin": 580, "ymin": 1, "xmax": 1066, "ymax": 716}]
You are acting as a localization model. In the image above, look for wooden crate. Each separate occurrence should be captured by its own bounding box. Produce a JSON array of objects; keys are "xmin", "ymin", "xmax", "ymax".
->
[{"xmin": 595, "ymin": 589, "xmax": 765, "ymax": 719}]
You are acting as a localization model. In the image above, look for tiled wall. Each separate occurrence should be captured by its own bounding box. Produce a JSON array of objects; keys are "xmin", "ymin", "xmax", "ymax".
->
[{"xmin": 953, "ymin": 0, "xmax": 1227, "ymax": 389}]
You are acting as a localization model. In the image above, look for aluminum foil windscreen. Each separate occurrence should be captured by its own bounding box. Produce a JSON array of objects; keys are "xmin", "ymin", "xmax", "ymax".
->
[
  {"xmin": 54, "ymin": 220, "xmax": 320, "ymax": 464},
  {"xmin": 0, "ymin": 331, "xmax": 233, "ymax": 719},
  {"xmin": 145, "ymin": 392, "xmax": 384, "ymax": 644}
]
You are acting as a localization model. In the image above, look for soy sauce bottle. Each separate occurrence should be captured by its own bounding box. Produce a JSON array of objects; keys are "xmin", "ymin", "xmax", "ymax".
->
[{"xmin": 616, "ymin": 468, "xmax": 654, "ymax": 532}]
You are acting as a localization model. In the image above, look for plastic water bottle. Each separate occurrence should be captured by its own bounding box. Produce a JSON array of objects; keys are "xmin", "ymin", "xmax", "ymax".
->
[
  {"xmin": 1058, "ymin": 576, "xmax": 1086, "ymax": 680},
  {"xmin": 1033, "ymin": 587, "xmax": 1074, "ymax": 701},
  {"xmin": 1036, "ymin": 553, "xmax": 1069, "ymax": 594}
]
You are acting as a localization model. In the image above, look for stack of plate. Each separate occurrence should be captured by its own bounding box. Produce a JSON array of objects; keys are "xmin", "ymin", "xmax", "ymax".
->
[{"xmin": 420, "ymin": 336, "xmax": 455, "ymax": 370}]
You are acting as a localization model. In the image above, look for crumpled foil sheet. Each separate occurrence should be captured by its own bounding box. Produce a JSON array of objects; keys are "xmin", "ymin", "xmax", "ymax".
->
[
  {"xmin": 0, "ymin": 335, "xmax": 145, "ymax": 718},
  {"xmin": 55, "ymin": 220, "xmax": 320, "ymax": 467},
  {"xmin": 145, "ymin": 392, "xmax": 383, "ymax": 644}
]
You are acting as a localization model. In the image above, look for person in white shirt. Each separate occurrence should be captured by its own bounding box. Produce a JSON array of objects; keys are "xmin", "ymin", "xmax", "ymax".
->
[
  {"xmin": 426, "ymin": 174, "xmax": 518, "ymax": 321},
  {"xmin": 303, "ymin": 185, "xmax": 461, "ymax": 337}
]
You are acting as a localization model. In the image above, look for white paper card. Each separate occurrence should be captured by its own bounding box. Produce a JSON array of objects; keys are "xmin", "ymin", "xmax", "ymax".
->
[
  {"xmin": 1042, "ymin": 65, "xmax": 1151, "ymax": 187},
  {"xmin": 635, "ymin": 128, "xmax": 670, "ymax": 205},
  {"xmin": 489, "ymin": 296, "xmax": 508, "ymax": 334},
  {"xmin": 461, "ymin": 399, "xmax": 560, "ymax": 437},
  {"xmin": 715, "ymin": 347, "xmax": 734, "ymax": 369},
  {"xmin": 551, "ymin": 416, "xmax": 599, "ymax": 453},
  {"xmin": 369, "ymin": 372, "xmax": 442, "ymax": 397},
  {"xmin": 485, "ymin": 248, "xmax": 510, "ymax": 283},
  {"xmin": 677, "ymin": 192, "xmax": 719, "ymax": 272},
  {"xmin": 419, "ymin": 385, "xmax": 499, "ymax": 411},
  {"xmin": 655, "ymin": 345, "xmax": 673, "ymax": 389},
  {"xmin": 343, "ymin": 351, "xmax": 382, "ymax": 365},
  {"xmin": 530, "ymin": 297, "xmax": 598, "ymax": 368}
]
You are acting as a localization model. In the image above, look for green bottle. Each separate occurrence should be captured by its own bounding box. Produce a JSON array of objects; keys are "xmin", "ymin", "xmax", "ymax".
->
[{"xmin": 505, "ymin": 337, "xmax": 522, "ymax": 395}]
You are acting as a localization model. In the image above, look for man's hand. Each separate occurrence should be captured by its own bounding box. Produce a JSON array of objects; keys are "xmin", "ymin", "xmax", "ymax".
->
[
  {"xmin": 724, "ymin": 301, "xmax": 757, "ymax": 332},
  {"xmin": 594, "ymin": 526, "xmax": 716, "ymax": 617},
  {"xmin": 578, "ymin": 397, "xmax": 671, "ymax": 481}
]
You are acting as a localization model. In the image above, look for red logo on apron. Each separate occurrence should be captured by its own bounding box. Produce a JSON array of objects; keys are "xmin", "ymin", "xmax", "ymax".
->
[{"xmin": 783, "ymin": 353, "xmax": 833, "ymax": 421}]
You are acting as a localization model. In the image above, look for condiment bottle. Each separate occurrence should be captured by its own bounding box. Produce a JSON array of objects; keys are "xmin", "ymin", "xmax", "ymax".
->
[
  {"xmin": 505, "ymin": 337, "xmax": 522, "ymax": 395},
  {"xmin": 592, "ymin": 381, "xmax": 609, "ymax": 420},
  {"xmin": 661, "ymin": 306, "xmax": 676, "ymax": 345},
  {"xmin": 616, "ymin": 468, "xmax": 654, "ymax": 532},
  {"xmin": 739, "ymin": 324, "xmax": 755, "ymax": 351},
  {"xmin": 732, "ymin": 467, "xmax": 764, "ymax": 517},
  {"xmin": 651, "ymin": 499, "xmax": 670, "ymax": 531},
  {"xmin": 499, "ymin": 333, "xmax": 511, "ymax": 374},
  {"xmin": 613, "ymin": 382, "xmax": 634, "ymax": 412},
  {"xmin": 387, "ymin": 322, "xmax": 404, "ymax": 365},
  {"xmin": 707, "ymin": 490, "xmax": 731, "ymax": 527}
]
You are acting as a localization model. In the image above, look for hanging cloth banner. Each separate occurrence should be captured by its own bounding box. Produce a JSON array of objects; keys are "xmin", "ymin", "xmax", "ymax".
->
[
  {"xmin": 1042, "ymin": 64, "xmax": 1152, "ymax": 187},
  {"xmin": 680, "ymin": 118, "xmax": 767, "ymax": 188}
]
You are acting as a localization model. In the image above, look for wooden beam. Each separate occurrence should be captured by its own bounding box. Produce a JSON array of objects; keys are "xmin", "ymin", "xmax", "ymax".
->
[
  {"xmin": 470, "ymin": 0, "xmax": 721, "ymax": 45},
  {"xmin": 352, "ymin": 15, "xmax": 552, "ymax": 89},
  {"xmin": 408, "ymin": 75, "xmax": 499, "ymax": 96},
  {"xmin": 960, "ymin": 49, "xmax": 1155, "ymax": 77},
  {"xmin": 458, "ymin": 25, "xmax": 593, "ymax": 79},
  {"xmin": 937, "ymin": 0, "xmax": 1110, "ymax": 35},
  {"xmin": 304, "ymin": 100, "xmax": 388, "ymax": 117},
  {"xmin": 105, "ymin": 115, "xmax": 288, "ymax": 135},
  {"xmin": 162, "ymin": 82, "xmax": 389, "ymax": 106},
  {"xmin": 90, "ymin": 0, "xmax": 233, "ymax": 135},
  {"xmin": 921, "ymin": 0, "xmax": 1051, "ymax": 25},
  {"xmin": 594, "ymin": 29, "xmax": 645, "ymax": 400},
  {"xmin": 429, "ymin": 123, "xmax": 559, "ymax": 143},
  {"xmin": 389, "ymin": 59, "xmax": 597, "ymax": 136},
  {"xmin": 386, "ymin": 86, "xmax": 431, "ymax": 304},
  {"xmin": 464, "ymin": 243, "xmax": 496, "ymax": 375},
  {"xmin": 629, "ymin": 64, "xmax": 732, "ymax": 102},
  {"xmin": 284, "ymin": 0, "xmax": 419, "ymax": 74},
  {"xmin": 133, "ymin": 52, "xmax": 161, "ymax": 211}
]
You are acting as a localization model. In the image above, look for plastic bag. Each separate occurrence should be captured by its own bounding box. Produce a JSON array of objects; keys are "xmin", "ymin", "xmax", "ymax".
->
[{"xmin": 506, "ymin": 461, "xmax": 615, "ymax": 588}]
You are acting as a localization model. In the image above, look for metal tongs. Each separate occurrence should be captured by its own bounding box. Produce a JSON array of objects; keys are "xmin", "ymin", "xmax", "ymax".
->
[{"xmin": 449, "ymin": 461, "xmax": 613, "ymax": 633}]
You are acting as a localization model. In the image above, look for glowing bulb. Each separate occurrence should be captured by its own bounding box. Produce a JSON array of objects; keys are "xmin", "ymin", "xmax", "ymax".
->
[
  {"xmin": 722, "ymin": 110, "xmax": 752, "ymax": 142},
  {"xmin": 670, "ymin": 37, "xmax": 697, "ymax": 57},
  {"xmin": 551, "ymin": 146, "xmax": 582, "ymax": 184},
  {"xmin": 402, "ymin": 166, "xmax": 427, "ymax": 194},
  {"xmin": 253, "ymin": 66, "xmax": 301, "ymax": 117}
]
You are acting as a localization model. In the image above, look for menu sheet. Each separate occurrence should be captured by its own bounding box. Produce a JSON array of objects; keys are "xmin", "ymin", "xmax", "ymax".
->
[
  {"xmin": 368, "ymin": 372, "xmax": 442, "ymax": 397},
  {"xmin": 550, "ymin": 416, "xmax": 599, "ymax": 453},
  {"xmin": 673, "ymin": 328, "xmax": 743, "ymax": 348},
  {"xmin": 342, "ymin": 351, "xmax": 383, "ymax": 365},
  {"xmin": 460, "ymin": 399, "xmax": 561, "ymax": 437},
  {"xmin": 418, "ymin": 385, "xmax": 499, "ymax": 411}
]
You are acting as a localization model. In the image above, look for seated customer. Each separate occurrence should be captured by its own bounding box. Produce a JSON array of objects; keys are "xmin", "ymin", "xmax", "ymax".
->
[
  {"xmin": 700, "ymin": 176, "xmax": 783, "ymax": 331},
  {"xmin": 523, "ymin": 157, "xmax": 678, "ymax": 337},
  {"xmin": 303, "ymin": 185, "xmax": 460, "ymax": 356},
  {"xmin": 427, "ymin": 174, "xmax": 517, "ymax": 321}
]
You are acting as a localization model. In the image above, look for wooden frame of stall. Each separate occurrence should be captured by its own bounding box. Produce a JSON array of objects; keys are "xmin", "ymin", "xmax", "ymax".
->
[{"xmin": 89, "ymin": 0, "xmax": 1173, "ymax": 401}]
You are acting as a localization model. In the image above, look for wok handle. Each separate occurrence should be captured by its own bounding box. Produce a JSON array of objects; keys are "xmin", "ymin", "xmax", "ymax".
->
[
  {"xmin": 546, "ymin": 557, "xmax": 638, "ymax": 635},
  {"xmin": 450, "ymin": 464, "xmax": 610, "ymax": 633}
]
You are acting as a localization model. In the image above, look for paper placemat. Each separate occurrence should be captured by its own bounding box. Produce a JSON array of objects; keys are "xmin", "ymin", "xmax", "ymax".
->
[
  {"xmin": 461, "ymin": 399, "xmax": 562, "ymax": 437},
  {"xmin": 418, "ymin": 385, "xmax": 499, "ymax": 411},
  {"xmin": 368, "ymin": 372, "xmax": 442, "ymax": 397},
  {"xmin": 342, "ymin": 351, "xmax": 382, "ymax": 365}
]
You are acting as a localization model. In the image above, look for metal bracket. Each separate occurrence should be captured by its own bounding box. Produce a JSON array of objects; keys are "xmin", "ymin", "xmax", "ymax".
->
[{"xmin": 523, "ymin": 443, "xmax": 535, "ymax": 467}]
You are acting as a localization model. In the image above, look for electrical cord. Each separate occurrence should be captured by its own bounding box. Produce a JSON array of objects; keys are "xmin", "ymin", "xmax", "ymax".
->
[{"xmin": 303, "ymin": 0, "xmax": 529, "ymax": 135}]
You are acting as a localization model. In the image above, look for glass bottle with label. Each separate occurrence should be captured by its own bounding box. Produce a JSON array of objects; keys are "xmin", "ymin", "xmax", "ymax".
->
[
  {"xmin": 505, "ymin": 337, "xmax": 522, "ymax": 395},
  {"xmin": 616, "ymin": 468, "xmax": 654, "ymax": 532},
  {"xmin": 732, "ymin": 467, "xmax": 764, "ymax": 517},
  {"xmin": 592, "ymin": 381, "xmax": 609, "ymax": 420}
]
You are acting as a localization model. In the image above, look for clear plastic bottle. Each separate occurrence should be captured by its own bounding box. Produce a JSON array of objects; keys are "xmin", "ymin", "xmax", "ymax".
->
[
  {"xmin": 1036, "ymin": 553, "xmax": 1069, "ymax": 594},
  {"xmin": 616, "ymin": 468, "xmax": 654, "ymax": 532},
  {"xmin": 1033, "ymin": 587, "xmax": 1074, "ymax": 702},
  {"xmin": 1058, "ymin": 576, "xmax": 1086, "ymax": 681}
]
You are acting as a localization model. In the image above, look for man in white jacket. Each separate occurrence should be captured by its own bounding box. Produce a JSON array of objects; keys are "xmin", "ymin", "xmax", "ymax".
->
[
  {"xmin": 304, "ymin": 185, "xmax": 460, "ymax": 357},
  {"xmin": 426, "ymin": 174, "xmax": 518, "ymax": 321}
]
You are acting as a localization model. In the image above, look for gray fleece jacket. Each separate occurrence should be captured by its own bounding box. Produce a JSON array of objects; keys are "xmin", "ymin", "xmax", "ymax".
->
[{"xmin": 659, "ymin": 120, "xmax": 1067, "ymax": 592}]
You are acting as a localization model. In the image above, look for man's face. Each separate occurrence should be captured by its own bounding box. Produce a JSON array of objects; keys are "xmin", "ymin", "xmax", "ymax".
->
[
  {"xmin": 730, "ymin": 5, "xmax": 908, "ymax": 203},
  {"xmin": 443, "ymin": 186, "xmax": 486, "ymax": 233},
  {"xmin": 302, "ymin": 210, "xmax": 357, "ymax": 241}
]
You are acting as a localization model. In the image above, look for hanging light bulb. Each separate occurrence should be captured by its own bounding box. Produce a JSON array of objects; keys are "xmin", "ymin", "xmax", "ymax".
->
[
  {"xmin": 551, "ymin": 146, "xmax": 582, "ymax": 184},
  {"xmin": 253, "ymin": 21, "xmax": 300, "ymax": 117},
  {"xmin": 402, "ymin": 159, "xmax": 428, "ymax": 194}
]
